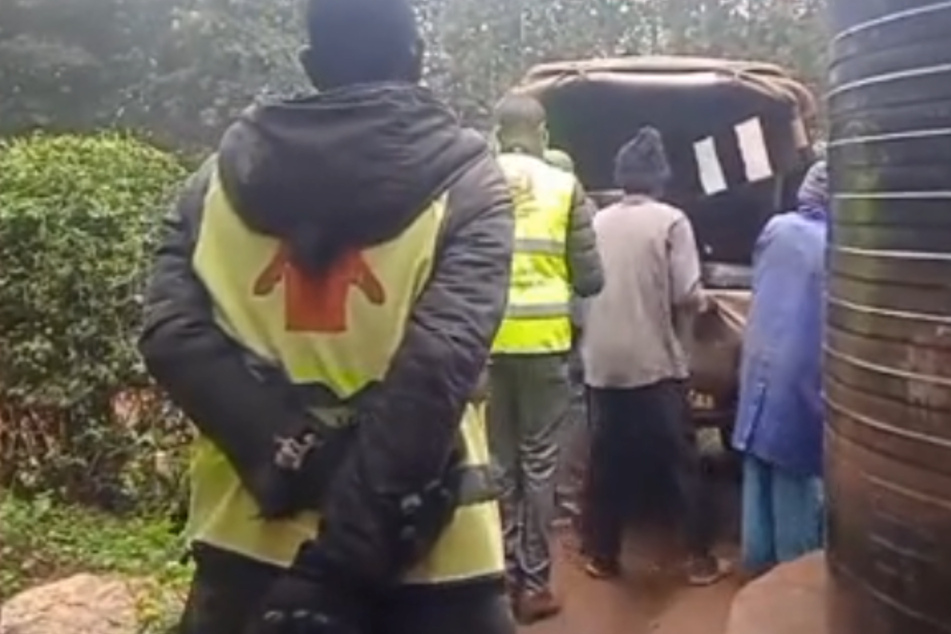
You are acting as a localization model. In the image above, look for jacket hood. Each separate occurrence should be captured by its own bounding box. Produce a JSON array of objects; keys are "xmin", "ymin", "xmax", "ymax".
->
[
  {"xmin": 216, "ymin": 84, "xmax": 488, "ymax": 272},
  {"xmin": 797, "ymin": 160, "xmax": 829, "ymax": 220}
]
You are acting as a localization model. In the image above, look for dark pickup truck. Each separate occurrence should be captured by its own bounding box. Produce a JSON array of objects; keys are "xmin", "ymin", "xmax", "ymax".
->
[{"xmin": 515, "ymin": 56, "xmax": 818, "ymax": 442}]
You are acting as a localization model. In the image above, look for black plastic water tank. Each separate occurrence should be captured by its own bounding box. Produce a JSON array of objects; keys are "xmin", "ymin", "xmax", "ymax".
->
[{"xmin": 826, "ymin": 1, "xmax": 951, "ymax": 633}]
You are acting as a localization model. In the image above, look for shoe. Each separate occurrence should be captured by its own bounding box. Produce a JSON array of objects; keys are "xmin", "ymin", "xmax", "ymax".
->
[
  {"xmin": 515, "ymin": 588, "xmax": 562, "ymax": 624},
  {"xmin": 584, "ymin": 557, "xmax": 620, "ymax": 580},
  {"xmin": 686, "ymin": 555, "xmax": 732, "ymax": 586}
]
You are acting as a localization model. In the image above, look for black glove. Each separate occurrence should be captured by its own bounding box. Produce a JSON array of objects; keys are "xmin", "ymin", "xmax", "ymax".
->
[
  {"xmin": 256, "ymin": 422, "xmax": 358, "ymax": 520},
  {"xmin": 385, "ymin": 452, "xmax": 464, "ymax": 574},
  {"xmin": 245, "ymin": 543, "xmax": 370, "ymax": 634}
]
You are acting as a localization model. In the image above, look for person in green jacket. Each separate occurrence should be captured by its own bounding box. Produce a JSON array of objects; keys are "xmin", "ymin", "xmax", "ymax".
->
[
  {"xmin": 542, "ymin": 145, "xmax": 589, "ymax": 528},
  {"xmin": 544, "ymin": 148, "xmax": 576, "ymax": 173}
]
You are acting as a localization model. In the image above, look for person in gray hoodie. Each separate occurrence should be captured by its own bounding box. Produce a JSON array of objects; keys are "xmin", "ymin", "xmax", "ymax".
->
[{"xmin": 581, "ymin": 127, "xmax": 729, "ymax": 586}]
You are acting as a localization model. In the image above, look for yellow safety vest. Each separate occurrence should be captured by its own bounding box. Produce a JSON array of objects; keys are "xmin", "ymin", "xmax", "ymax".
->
[
  {"xmin": 186, "ymin": 170, "xmax": 503, "ymax": 586},
  {"xmin": 493, "ymin": 152, "xmax": 574, "ymax": 354}
]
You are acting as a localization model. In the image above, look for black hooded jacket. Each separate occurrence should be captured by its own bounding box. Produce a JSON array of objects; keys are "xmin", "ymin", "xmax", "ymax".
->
[{"xmin": 138, "ymin": 84, "xmax": 514, "ymax": 586}]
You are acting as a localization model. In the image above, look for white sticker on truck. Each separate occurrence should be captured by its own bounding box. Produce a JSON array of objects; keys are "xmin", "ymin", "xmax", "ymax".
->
[
  {"xmin": 736, "ymin": 117, "xmax": 773, "ymax": 183},
  {"xmin": 694, "ymin": 136, "xmax": 727, "ymax": 195}
]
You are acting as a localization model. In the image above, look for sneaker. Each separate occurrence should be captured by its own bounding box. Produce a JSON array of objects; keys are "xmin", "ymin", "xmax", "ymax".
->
[
  {"xmin": 686, "ymin": 556, "xmax": 732, "ymax": 586},
  {"xmin": 515, "ymin": 588, "xmax": 562, "ymax": 624},
  {"xmin": 584, "ymin": 557, "xmax": 620, "ymax": 580}
]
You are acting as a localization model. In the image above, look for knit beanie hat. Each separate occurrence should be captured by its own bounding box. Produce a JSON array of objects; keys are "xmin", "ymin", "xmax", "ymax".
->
[
  {"xmin": 305, "ymin": 0, "xmax": 421, "ymax": 88},
  {"xmin": 614, "ymin": 127, "xmax": 672, "ymax": 195}
]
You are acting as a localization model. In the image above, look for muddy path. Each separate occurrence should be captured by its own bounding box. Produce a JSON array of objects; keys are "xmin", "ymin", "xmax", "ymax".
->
[{"xmin": 527, "ymin": 453, "xmax": 743, "ymax": 634}]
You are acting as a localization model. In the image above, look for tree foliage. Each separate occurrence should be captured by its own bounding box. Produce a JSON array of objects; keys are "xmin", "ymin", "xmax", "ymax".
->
[
  {"xmin": 0, "ymin": 0, "xmax": 827, "ymax": 511},
  {"xmin": 0, "ymin": 133, "xmax": 190, "ymax": 511},
  {"xmin": 0, "ymin": 0, "xmax": 827, "ymax": 145}
]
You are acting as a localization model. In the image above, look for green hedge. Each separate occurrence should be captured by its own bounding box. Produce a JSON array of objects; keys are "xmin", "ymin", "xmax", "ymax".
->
[
  {"xmin": 0, "ymin": 494, "xmax": 192, "ymax": 623},
  {"xmin": 0, "ymin": 132, "xmax": 191, "ymax": 513}
]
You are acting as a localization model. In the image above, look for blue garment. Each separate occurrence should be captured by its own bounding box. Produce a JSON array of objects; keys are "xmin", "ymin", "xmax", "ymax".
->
[
  {"xmin": 731, "ymin": 162, "xmax": 827, "ymax": 477},
  {"xmin": 740, "ymin": 455, "xmax": 824, "ymax": 573}
]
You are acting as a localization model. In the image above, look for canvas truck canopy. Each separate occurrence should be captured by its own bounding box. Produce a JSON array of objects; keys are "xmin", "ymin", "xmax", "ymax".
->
[
  {"xmin": 514, "ymin": 57, "xmax": 818, "ymax": 423},
  {"xmin": 515, "ymin": 56, "xmax": 817, "ymax": 273}
]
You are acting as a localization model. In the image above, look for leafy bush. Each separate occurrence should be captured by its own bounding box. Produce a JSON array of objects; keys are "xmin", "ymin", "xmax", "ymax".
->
[
  {"xmin": 0, "ymin": 493, "xmax": 191, "ymax": 632},
  {"xmin": 0, "ymin": 132, "xmax": 191, "ymax": 513}
]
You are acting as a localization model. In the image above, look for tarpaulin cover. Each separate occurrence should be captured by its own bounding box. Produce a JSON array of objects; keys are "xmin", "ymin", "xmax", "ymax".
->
[
  {"xmin": 516, "ymin": 56, "xmax": 816, "ymax": 267},
  {"xmin": 690, "ymin": 290, "xmax": 750, "ymax": 405}
]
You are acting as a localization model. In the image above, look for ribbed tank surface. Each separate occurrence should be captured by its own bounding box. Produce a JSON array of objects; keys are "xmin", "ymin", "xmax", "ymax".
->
[{"xmin": 826, "ymin": 2, "xmax": 951, "ymax": 633}]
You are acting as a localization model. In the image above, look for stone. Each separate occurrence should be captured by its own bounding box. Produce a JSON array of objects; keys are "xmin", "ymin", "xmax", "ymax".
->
[
  {"xmin": 725, "ymin": 551, "xmax": 828, "ymax": 634},
  {"xmin": 1, "ymin": 574, "xmax": 138, "ymax": 634}
]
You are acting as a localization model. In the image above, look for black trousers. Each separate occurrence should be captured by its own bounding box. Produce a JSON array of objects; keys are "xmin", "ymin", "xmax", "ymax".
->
[
  {"xmin": 177, "ymin": 543, "xmax": 515, "ymax": 634},
  {"xmin": 583, "ymin": 379, "xmax": 715, "ymax": 563}
]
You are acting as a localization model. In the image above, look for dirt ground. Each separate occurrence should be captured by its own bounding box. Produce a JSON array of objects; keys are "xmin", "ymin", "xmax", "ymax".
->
[{"xmin": 525, "ymin": 452, "xmax": 744, "ymax": 634}]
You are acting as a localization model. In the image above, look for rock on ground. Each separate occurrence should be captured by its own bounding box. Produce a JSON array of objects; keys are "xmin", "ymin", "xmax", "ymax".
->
[
  {"xmin": 725, "ymin": 551, "xmax": 827, "ymax": 634},
  {"xmin": 1, "ymin": 574, "xmax": 138, "ymax": 634}
]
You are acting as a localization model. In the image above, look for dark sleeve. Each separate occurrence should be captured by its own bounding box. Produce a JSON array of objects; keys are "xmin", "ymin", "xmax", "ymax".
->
[
  {"xmin": 314, "ymin": 154, "xmax": 515, "ymax": 586},
  {"xmin": 565, "ymin": 181, "xmax": 604, "ymax": 298},
  {"xmin": 138, "ymin": 158, "xmax": 313, "ymax": 518}
]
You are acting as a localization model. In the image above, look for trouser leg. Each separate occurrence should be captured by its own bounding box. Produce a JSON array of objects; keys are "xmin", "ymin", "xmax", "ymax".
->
[
  {"xmin": 176, "ymin": 543, "xmax": 282, "ymax": 634},
  {"xmin": 660, "ymin": 380, "xmax": 717, "ymax": 558},
  {"xmin": 577, "ymin": 385, "xmax": 597, "ymax": 549},
  {"xmin": 740, "ymin": 455, "xmax": 778, "ymax": 573},
  {"xmin": 517, "ymin": 354, "xmax": 570, "ymax": 593},
  {"xmin": 487, "ymin": 359, "xmax": 522, "ymax": 584},
  {"xmin": 771, "ymin": 467, "xmax": 824, "ymax": 564},
  {"xmin": 555, "ymin": 346, "xmax": 588, "ymax": 518},
  {"xmin": 382, "ymin": 583, "xmax": 516, "ymax": 634},
  {"xmin": 180, "ymin": 549, "xmax": 515, "ymax": 634},
  {"xmin": 583, "ymin": 388, "xmax": 628, "ymax": 565}
]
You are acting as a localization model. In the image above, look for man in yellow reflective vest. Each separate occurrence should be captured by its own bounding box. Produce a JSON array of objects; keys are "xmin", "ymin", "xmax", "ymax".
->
[
  {"xmin": 488, "ymin": 94, "xmax": 603, "ymax": 623},
  {"xmin": 137, "ymin": 1, "xmax": 517, "ymax": 634}
]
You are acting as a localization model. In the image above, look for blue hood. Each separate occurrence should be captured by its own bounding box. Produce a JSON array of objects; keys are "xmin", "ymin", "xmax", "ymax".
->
[{"xmin": 797, "ymin": 160, "xmax": 829, "ymax": 221}]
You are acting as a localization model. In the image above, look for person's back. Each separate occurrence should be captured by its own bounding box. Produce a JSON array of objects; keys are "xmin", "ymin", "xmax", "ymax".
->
[
  {"xmin": 138, "ymin": 1, "xmax": 518, "ymax": 634},
  {"xmin": 735, "ymin": 168, "xmax": 827, "ymax": 477},
  {"xmin": 485, "ymin": 94, "xmax": 602, "ymax": 623},
  {"xmin": 583, "ymin": 197, "xmax": 693, "ymax": 388},
  {"xmin": 733, "ymin": 160, "xmax": 828, "ymax": 574},
  {"xmin": 581, "ymin": 127, "xmax": 727, "ymax": 586}
]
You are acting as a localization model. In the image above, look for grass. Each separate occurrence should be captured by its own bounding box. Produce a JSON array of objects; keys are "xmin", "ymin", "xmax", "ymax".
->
[{"xmin": 0, "ymin": 492, "xmax": 192, "ymax": 632}]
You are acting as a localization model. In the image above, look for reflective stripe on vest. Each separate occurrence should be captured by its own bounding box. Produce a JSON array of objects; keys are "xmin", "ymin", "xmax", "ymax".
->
[
  {"xmin": 493, "ymin": 153, "xmax": 574, "ymax": 354},
  {"xmin": 187, "ymin": 171, "xmax": 504, "ymax": 585}
]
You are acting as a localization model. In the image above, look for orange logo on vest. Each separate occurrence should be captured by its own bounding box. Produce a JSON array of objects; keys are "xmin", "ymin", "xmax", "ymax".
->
[{"xmin": 253, "ymin": 244, "xmax": 385, "ymax": 333}]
